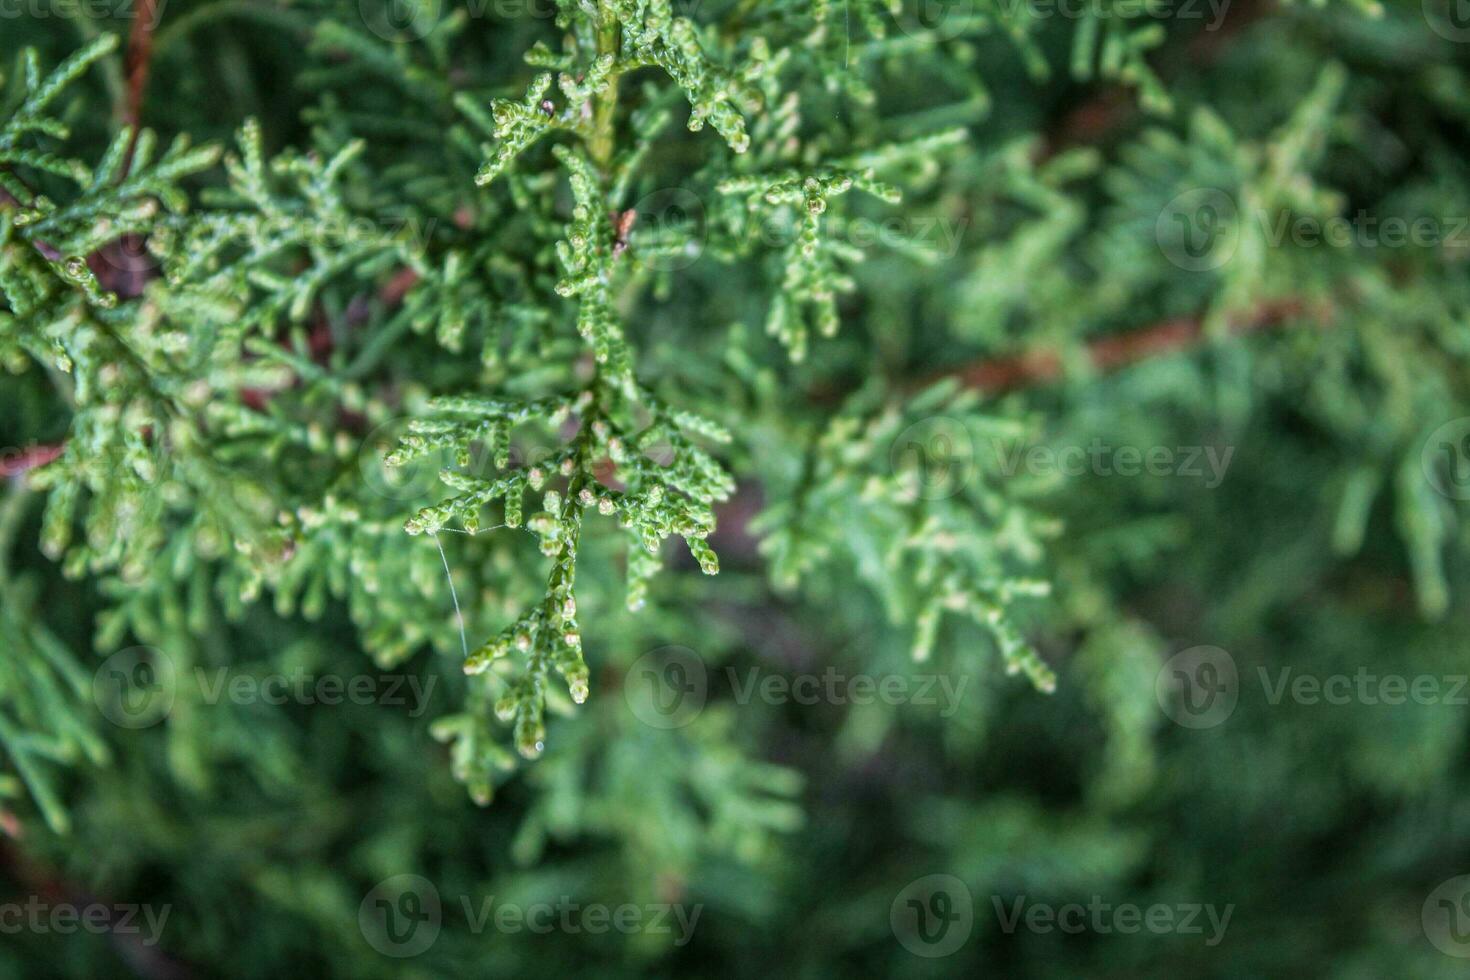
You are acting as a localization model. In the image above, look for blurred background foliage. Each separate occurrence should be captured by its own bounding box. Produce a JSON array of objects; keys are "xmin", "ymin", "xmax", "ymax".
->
[{"xmin": 2, "ymin": 0, "xmax": 1470, "ymax": 976}]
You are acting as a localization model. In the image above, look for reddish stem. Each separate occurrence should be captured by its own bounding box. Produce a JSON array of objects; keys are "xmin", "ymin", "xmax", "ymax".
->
[
  {"xmin": 122, "ymin": 0, "xmax": 160, "ymax": 174},
  {"xmin": 0, "ymin": 445, "xmax": 64, "ymax": 480},
  {"xmin": 936, "ymin": 298, "xmax": 1318, "ymax": 394}
]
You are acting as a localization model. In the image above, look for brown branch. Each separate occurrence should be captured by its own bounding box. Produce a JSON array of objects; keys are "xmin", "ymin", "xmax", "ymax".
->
[
  {"xmin": 122, "ymin": 0, "xmax": 160, "ymax": 175},
  {"xmin": 915, "ymin": 0, "xmax": 1307, "ymax": 396},
  {"xmin": 1036, "ymin": 0, "xmax": 1278, "ymax": 162},
  {"xmin": 935, "ymin": 298, "xmax": 1322, "ymax": 395}
]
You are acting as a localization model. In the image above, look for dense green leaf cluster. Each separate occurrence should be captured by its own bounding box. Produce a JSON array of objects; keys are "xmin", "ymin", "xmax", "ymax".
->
[{"xmin": 2, "ymin": 0, "xmax": 1470, "ymax": 975}]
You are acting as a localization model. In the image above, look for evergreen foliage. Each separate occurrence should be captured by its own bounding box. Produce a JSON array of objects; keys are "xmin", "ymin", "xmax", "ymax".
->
[{"xmin": 2, "ymin": 0, "xmax": 1470, "ymax": 976}]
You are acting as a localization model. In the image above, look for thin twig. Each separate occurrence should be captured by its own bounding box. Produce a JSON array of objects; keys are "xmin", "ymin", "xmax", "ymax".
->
[
  {"xmin": 0, "ymin": 184, "xmax": 63, "ymax": 261},
  {"xmin": 0, "ymin": 445, "xmax": 64, "ymax": 481},
  {"xmin": 122, "ymin": 0, "xmax": 160, "ymax": 174},
  {"xmin": 933, "ymin": 298, "xmax": 1321, "ymax": 394}
]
